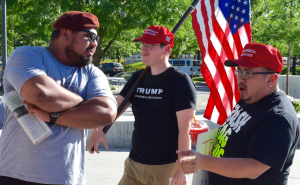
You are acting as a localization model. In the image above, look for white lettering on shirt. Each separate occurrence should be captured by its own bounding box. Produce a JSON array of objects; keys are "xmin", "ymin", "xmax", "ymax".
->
[{"xmin": 136, "ymin": 88, "xmax": 163, "ymax": 95}]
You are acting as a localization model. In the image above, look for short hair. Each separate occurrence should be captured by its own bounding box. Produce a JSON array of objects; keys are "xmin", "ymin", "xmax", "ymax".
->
[
  {"xmin": 160, "ymin": 43, "xmax": 172, "ymax": 55},
  {"xmin": 50, "ymin": 29, "xmax": 80, "ymax": 41},
  {"xmin": 264, "ymin": 67, "xmax": 279, "ymax": 85},
  {"xmin": 50, "ymin": 29, "xmax": 61, "ymax": 41}
]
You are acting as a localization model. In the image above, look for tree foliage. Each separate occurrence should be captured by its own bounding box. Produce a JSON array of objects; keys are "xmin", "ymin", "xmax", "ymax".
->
[
  {"xmin": 6, "ymin": 0, "xmax": 300, "ymax": 69},
  {"xmin": 251, "ymin": 0, "xmax": 300, "ymax": 94},
  {"xmin": 1, "ymin": 0, "xmax": 200, "ymax": 66},
  {"xmin": 251, "ymin": 0, "xmax": 300, "ymax": 56}
]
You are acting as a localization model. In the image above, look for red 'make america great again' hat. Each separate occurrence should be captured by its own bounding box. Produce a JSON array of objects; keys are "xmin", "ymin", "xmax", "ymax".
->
[
  {"xmin": 52, "ymin": 11, "xmax": 99, "ymax": 30},
  {"xmin": 133, "ymin": 25, "xmax": 174, "ymax": 48},
  {"xmin": 225, "ymin": 43, "xmax": 283, "ymax": 73}
]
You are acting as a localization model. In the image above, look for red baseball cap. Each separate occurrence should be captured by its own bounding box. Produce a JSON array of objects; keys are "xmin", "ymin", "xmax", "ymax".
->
[
  {"xmin": 52, "ymin": 11, "xmax": 99, "ymax": 30},
  {"xmin": 225, "ymin": 43, "xmax": 283, "ymax": 73},
  {"xmin": 133, "ymin": 25, "xmax": 174, "ymax": 48}
]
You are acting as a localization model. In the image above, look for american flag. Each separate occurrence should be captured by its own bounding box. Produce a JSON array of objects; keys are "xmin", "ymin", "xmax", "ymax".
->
[{"xmin": 191, "ymin": 0, "xmax": 252, "ymax": 125}]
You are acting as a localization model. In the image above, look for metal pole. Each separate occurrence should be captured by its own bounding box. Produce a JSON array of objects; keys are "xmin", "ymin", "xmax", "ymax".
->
[
  {"xmin": 292, "ymin": 55, "xmax": 296, "ymax": 75},
  {"xmin": 1, "ymin": 0, "xmax": 7, "ymax": 91}
]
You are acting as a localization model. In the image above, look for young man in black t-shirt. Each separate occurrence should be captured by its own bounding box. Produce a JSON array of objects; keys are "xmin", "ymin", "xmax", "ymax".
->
[
  {"xmin": 87, "ymin": 25, "xmax": 197, "ymax": 185},
  {"xmin": 177, "ymin": 43, "xmax": 300, "ymax": 185}
]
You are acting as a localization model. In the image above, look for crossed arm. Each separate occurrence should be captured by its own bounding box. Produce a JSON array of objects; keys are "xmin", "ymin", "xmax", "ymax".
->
[
  {"xmin": 22, "ymin": 75, "xmax": 117, "ymax": 129},
  {"xmin": 87, "ymin": 95, "xmax": 131, "ymax": 152}
]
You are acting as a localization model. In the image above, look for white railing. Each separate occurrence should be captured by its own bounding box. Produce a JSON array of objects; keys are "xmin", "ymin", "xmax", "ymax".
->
[{"xmin": 107, "ymin": 77, "xmax": 127, "ymax": 93}]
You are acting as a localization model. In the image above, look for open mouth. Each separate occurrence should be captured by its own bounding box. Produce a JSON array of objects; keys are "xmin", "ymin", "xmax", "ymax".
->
[{"xmin": 239, "ymin": 85, "xmax": 246, "ymax": 92}]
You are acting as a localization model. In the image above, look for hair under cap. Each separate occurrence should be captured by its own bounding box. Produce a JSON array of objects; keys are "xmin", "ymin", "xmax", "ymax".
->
[{"xmin": 52, "ymin": 11, "xmax": 99, "ymax": 30}]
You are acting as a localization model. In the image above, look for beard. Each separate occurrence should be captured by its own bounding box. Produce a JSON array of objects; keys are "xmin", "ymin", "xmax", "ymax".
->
[
  {"xmin": 65, "ymin": 39, "xmax": 93, "ymax": 67},
  {"xmin": 240, "ymin": 94, "xmax": 251, "ymax": 102}
]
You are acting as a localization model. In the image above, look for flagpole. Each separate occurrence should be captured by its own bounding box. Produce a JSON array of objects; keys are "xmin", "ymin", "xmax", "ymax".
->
[{"xmin": 102, "ymin": 0, "xmax": 200, "ymax": 134}]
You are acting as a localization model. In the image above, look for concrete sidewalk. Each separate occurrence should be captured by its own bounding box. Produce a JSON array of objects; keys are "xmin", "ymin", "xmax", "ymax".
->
[
  {"xmin": 1, "ymin": 85, "xmax": 300, "ymax": 184},
  {"xmin": 85, "ymin": 84, "xmax": 300, "ymax": 184},
  {"xmin": 85, "ymin": 148, "xmax": 300, "ymax": 185}
]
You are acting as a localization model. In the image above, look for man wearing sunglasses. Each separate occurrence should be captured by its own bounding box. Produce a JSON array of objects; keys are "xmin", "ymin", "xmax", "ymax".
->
[
  {"xmin": 88, "ymin": 25, "xmax": 197, "ymax": 185},
  {"xmin": 0, "ymin": 11, "xmax": 117, "ymax": 185},
  {"xmin": 177, "ymin": 43, "xmax": 299, "ymax": 185}
]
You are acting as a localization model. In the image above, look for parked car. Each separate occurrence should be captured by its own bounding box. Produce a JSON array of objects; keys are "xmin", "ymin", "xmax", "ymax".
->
[
  {"xmin": 168, "ymin": 59, "xmax": 201, "ymax": 77},
  {"xmin": 99, "ymin": 62, "xmax": 124, "ymax": 77}
]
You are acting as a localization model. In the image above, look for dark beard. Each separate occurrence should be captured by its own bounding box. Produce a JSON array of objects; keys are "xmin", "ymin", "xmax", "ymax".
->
[{"xmin": 65, "ymin": 40, "xmax": 93, "ymax": 67}]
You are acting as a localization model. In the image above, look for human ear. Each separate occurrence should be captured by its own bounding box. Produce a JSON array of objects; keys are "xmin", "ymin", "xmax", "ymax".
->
[
  {"xmin": 60, "ymin": 29, "xmax": 69, "ymax": 41},
  {"xmin": 165, "ymin": 45, "xmax": 171, "ymax": 54},
  {"xmin": 267, "ymin": 74, "xmax": 278, "ymax": 87}
]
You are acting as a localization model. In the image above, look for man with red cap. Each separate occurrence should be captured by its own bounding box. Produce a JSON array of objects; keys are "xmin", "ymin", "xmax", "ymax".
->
[
  {"xmin": 0, "ymin": 11, "xmax": 117, "ymax": 184},
  {"xmin": 88, "ymin": 25, "xmax": 197, "ymax": 185},
  {"xmin": 177, "ymin": 43, "xmax": 300, "ymax": 185}
]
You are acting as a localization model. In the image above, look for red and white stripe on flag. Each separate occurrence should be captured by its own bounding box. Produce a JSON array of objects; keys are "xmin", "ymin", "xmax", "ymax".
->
[{"xmin": 191, "ymin": 0, "xmax": 252, "ymax": 125}]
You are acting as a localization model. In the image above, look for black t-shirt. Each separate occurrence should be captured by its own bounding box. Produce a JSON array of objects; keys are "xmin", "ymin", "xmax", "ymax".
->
[
  {"xmin": 209, "ymin": 90, "xmax": 300, "ymax": 185},
  {"xmin": 119, "ymin": 67, "xmax": 197, "ymax": 165}
]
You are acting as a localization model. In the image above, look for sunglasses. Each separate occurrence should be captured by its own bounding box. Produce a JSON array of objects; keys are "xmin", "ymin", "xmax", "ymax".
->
[{"xmin": 79, "ymin": 29, "xmax": 100, "ymax": 44}]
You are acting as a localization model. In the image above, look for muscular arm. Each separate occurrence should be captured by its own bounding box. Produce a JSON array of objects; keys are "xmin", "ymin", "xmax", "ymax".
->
[
  {"xmin": 87, "ymin": 95, "xmax": 131, "ymax": 153},
  {"xmin": 21, "ymin": 75, "xmax": 83, "ymax": 112},
  {"xmin": 23, "ymin": 75, "xmax": 117, "ymax": 129},
  {"xmin": 115, "ymin": 95, "xmax": 131, "ymax": 115},
  {"xmin": 87, "ymin": 95, "xmax": 129, "ymax": 131},
  {"xmin": 55, "ymin": 96, "xmax": 117, "ymax": 129}
]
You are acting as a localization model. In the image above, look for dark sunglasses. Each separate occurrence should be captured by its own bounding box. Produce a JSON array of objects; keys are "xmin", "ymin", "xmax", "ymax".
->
[{"xmin": 79, "ymin": 29, "xmax": 100, "ymax": 44}]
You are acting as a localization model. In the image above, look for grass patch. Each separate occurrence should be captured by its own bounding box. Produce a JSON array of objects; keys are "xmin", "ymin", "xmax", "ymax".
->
[
  {"xmin": 281, "ymin": 66, "xmax": 300, "ymax": 75},
  {"xmin": 124, "ymin": 74, "xmax": 132, "ymax": 81},
  {"xmin": 192, "ymin": 77, "xmax": 206, "ymax": 83}
]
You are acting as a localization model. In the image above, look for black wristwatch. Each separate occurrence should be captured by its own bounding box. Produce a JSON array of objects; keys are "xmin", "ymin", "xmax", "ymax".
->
[{"xmin": 49, "ymin": 112, "xmax": 59, "ymax": 124}]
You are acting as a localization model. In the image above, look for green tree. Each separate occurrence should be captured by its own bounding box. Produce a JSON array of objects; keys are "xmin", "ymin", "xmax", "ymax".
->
[
  {"xmin": 3, "ymin": 0, "xmax": 199, "ymax": 66},
  {"xmin": 251, "ymin": 0, "xmax": 300, "ymax": 94}
]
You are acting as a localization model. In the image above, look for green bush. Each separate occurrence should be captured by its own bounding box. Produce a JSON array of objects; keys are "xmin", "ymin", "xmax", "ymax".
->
[
  {"xmin": 123, "ymin": 65, "xmax": 131, "ymax": 72},
  {"xmin": 281, "ymin": 66, "xmax": 300, "ymax": 75},
  {"xmin": 292, "ymin": 101, "xmax": 300, "ymax": 113},
  {"xmin": 110, "ymin": 86, "xmax": 116, "ymax": 90},
  {"xmin": 124, "ymin": 62, "xmax": 146, "ymax": 72}
]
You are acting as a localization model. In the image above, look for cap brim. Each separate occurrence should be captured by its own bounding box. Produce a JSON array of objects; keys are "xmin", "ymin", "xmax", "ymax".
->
[
  {"xmin": 133, "ymin": 37, "xmax": 160, "ymax": 45},
  {"xmin": 225, "ymin": 59, "xmax": 263, "ymax": 68}
]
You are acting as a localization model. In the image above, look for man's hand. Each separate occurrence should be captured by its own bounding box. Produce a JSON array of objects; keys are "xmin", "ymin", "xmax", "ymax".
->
[
  {"xmin": 23, "ymin": 100, "xmax": 50, "ymax": 122},
  {"xmin": 176, "ymin": 150, "xmax": 202, "ymax": 174},
  {"xmin": 169, "ymin": 167, "xmax": 187, "ymax": 185},
  {"xmin": 87, "ymin": 127, "xmax": 108, "ymax": 154}
]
